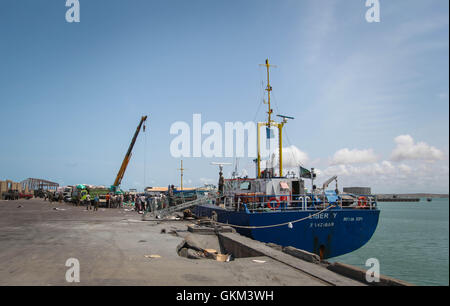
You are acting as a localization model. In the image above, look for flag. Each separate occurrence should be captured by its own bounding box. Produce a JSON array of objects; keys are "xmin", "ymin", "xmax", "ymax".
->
[
  {"xmin": 266, "ymin": 127, "xmax": 275, "ymax": 139},
  {"xmin": 300, "ymin": 167, "xmax": 312, "ymax": 179}
]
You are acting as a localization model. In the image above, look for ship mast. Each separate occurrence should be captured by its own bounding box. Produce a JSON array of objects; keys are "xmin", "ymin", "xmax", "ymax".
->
[
  {"xmin": 178, "ymin": 160, "xmax": 185, "ymax": 191},
  {"xmin": 262, "ymin": 59, "xmax": 275, "ymax": 125},
  {"xmin": 257, "ymin": 59, "xmax": 291, "ymax": 178}
]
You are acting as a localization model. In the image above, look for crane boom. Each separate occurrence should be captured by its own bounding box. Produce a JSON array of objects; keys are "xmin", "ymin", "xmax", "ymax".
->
[
  {"xmin": 322, "ymin": 175, "xmax": 338, "ymax": 190},
  {"xmin": 113, "ymin": 116, "xmax": 148, "ymax": 189}
]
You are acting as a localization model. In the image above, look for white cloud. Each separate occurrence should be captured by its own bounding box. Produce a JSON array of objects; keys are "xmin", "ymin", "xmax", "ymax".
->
[
  {"xmin": 330, "ymin": 148, "xmax": 378, "ymax": 165},
  {"xmin": 324, "ymin": 160, "xmax": 396, "ymax": 177},
  {"xmin": 398, "ymin": 164, "xmax": 412, "ymax": 174},
  {"xmin": 200, "ymin": 177, "xmax": 215, "ymax": 185},
  {"xmin": 318, "ymin": 158, "xmax": 449, "ymax": 194},
  {"xmin": 273, "ymin": 145, "xmax": 309, "ymax": 168},
  {"xmin": 241, "ymin": 169, "xmax": 248, "ymax": 177},
  {"xmin": 313, "ymin": 168, "xmax": 323, "ymax": 177},
  {"xmin": 391, "ymin": 135, "xmax": 445, "ymax": 162}
]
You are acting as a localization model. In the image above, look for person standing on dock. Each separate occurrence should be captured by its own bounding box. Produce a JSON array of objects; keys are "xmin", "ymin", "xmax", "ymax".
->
[
  {"xmin": 119, "ymin": 194, "xmax": 124, "ymax": 208},
  {"xmin": 146, "ymin": 196, "xmax": 152, "ymax": 213},
  {"xmin": 80, "ymin": 190, "xmax": 87, "ymax": 208},
  {"xmin": 86, "ymin": 194, "xmax": 91, "ymax": 210},
  {"xmin": 112, "ymin": 194, "xmax": 116, "ymax": 208},
  {"xmin": 168, "ymin": 185, "xmax": 174, "ymax": 207},
  {"xmin": 136, "ymin": 195, "xmax": 141, "ymax": 212},
  {"xmin": 140, "ymin": 194, "xmax": 146, "ymax": 211},
  {"xmin": 93, "ymin": 195, "xmax": 99, "ymax": 211}
]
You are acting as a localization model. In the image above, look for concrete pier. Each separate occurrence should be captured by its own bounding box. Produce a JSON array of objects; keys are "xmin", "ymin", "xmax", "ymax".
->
[
  {"xmin": 0, "ymin": 198, "xmax": 408, "ymax": 286},
  {"xmin": 377, "ymin": 198, "xmax": 420, "ymax": 202}
]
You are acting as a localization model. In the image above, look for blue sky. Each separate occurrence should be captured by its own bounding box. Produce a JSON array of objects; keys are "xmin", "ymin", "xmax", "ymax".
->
[{"xmin": 0, "ymin": 0, "xmax": 448, "ymax": 193}]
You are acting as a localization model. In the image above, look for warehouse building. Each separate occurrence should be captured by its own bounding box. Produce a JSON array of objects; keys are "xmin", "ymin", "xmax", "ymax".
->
[{"xmin": 343, "ymin": 187, "xmax": 371, "ymax": 195}]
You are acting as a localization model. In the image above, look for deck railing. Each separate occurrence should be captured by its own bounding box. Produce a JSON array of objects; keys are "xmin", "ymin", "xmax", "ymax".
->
[{"xmin": 224, "ymin": 193, "xmax": 377, "ymax": 213}]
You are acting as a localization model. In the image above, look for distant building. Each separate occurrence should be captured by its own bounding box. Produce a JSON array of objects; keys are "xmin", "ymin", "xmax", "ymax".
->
[
  {"xmin": 343, "ymin": 187, "xmax": 371, "ymax": 195},
  {"xmin": 145, "ymin": 187, "xmax": 167, "ymax": 192},
  {"xmin": 0, "ymin": 179, "xmax": 25, "ymax": 194},
  {"xmin": 144, "ymin": 187, "xmax": 168, "ymax": 196},
  {"xmin": 128, "ymin": 188, "xmax": 138, "ymax": 195}
]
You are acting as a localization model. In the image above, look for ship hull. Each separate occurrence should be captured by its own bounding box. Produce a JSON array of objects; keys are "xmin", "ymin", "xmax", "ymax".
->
[{"xmin": 194, "ymin": 204, "xmax": 380, "ymax": 259}]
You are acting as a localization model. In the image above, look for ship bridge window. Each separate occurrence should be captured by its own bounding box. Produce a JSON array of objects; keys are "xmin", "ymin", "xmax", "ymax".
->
[{"xmin": 240, "ymin": 181, "xmax": 251, "ymax": 190}]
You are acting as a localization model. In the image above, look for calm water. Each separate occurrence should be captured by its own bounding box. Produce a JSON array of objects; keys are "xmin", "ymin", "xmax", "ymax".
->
[{"xmin": 332, "ymin": 198, "xmax": 449, "ymax": 286}]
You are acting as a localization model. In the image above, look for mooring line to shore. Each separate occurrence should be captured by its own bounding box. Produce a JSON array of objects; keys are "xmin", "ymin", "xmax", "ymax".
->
[{"xmin": 210, "ymin": 205, "xmax": 336, "ymax": 230}]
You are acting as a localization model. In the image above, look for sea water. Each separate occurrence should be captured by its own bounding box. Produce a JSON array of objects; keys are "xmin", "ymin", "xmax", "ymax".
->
[{"xmin": 332, "ymin": 198, "xmax": 449, "ymax": 286}]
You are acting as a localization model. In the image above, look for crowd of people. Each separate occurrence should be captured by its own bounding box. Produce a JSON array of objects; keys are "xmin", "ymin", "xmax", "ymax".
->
[
  {"xmin": 105, "ymin": 193, "xmax": 124, "ymax": 208},
  {"xmin": 76, "ymin": 192, "xmax": 167, "ymax": 214},
  {"xmin": 126, "ymin": 193, "xmax": 167, "ymax": 214},
  {"xmin": 43, "ymin": 187, "xmax": 172, "ymax": 214}
]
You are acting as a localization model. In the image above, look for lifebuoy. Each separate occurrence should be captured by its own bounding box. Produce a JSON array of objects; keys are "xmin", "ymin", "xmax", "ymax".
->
[
  {"xmin": 358, "ymin": 196, "xmax": 367, "ymax": 207},
  {"xmin": 267, "ymin": 198, "xmax": 280, "ymax": 210}
]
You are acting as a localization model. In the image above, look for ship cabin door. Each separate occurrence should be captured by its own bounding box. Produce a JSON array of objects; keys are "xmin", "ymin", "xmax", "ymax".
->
[{"xmin": 292, "ymin": 180, "xmax": 300, "ymax": 196}]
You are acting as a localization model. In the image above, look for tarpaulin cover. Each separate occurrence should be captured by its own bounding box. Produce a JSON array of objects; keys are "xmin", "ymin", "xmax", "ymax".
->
[{"xmin": 280, "ymin": 182, "xmax": 290, "ymax": 189}]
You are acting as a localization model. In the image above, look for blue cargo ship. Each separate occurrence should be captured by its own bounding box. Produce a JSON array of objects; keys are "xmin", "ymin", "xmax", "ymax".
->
[
  {"xmin": 195, "ymin": 195, "xmax": 380, "ymax": 259},
  {"xmin": 194, "ymin": 59, "xmax": 380, "ymax": 259}
]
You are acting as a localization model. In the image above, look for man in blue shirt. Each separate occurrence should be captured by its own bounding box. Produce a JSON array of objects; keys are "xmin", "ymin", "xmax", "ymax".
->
[{"xmin": 93, "ymin": 195, "xmax": 99, "ymax": 211}]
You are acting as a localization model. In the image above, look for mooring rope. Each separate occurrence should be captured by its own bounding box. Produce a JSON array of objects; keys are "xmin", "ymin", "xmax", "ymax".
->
[{"xmin": 210, "ymin": 205, "xmax": 336, "ymax": 229}]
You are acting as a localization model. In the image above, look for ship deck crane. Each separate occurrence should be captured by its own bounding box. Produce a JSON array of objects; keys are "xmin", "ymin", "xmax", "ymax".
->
[
  {"xmin": 321, "ymin": 175, "xmax": 338, "ymax": 192},
  {"xmin": 112, "ymin": 116, "xmax": 148, "ymax": 192}
]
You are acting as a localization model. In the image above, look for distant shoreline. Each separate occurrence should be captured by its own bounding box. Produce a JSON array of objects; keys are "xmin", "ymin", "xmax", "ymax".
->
[{"xmin": 375, "ymin": 194, "xmax": 449, "ymax": 199}]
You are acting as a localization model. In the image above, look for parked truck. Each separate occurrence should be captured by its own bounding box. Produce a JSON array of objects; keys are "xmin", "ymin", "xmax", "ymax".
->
[
  {"xmin": 71, "ymin": 185, "xmax": 110, "ymax": 207},
  {"xmin": 87, "ymin": 186, "xmax": 110, "ymax": 207},
  {"xmin": 71, "ymin": 187, "xmax": 88, "ymax": 204},
  {"xmin": 2, "ymin": 189, "xmax": 19, "ymax": 200}
]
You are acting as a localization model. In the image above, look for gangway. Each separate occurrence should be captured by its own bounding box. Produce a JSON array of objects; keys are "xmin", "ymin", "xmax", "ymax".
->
[{"xmin": 143, "ymin": 194, "xmax": 215, "ymax": 219}]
